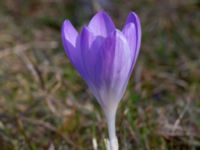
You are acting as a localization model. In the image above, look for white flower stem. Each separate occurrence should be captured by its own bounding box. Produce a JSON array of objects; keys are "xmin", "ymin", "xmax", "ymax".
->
[{"xmin": 104, "ymin": 106, "xmax": 119, "ymax": 150}]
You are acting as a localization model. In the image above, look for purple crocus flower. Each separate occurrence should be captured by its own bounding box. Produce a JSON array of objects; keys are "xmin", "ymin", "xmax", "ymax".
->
[{"xmin": 62, "ymin": 11, "xmax": 141, "ymax": 150}]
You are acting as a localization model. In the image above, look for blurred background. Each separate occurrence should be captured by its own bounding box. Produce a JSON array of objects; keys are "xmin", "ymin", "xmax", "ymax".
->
[{"xmin": 0, "ymin": 0, "xmax": 200, "ymax": 149}]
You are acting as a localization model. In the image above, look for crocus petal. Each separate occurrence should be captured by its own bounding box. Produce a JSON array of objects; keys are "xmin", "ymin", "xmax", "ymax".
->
[
  {"xmin": 62, "ymin": 21, "xmax": 87, "ymax": 81},
  {"xmin": 78, "ymin": 27, "xmax": 104, "ymax": 103},
  {"xmin": 96, "ymin": 30, "xmax": 132, "ymax": 108},
  {"xmin": 88, "ymin": 11, "xmax": 115, "ymax": 37},
  {"xmin": 62, "ymin": 20, "xmax": 78, "ymax": 46},
  {"xmin": 61, "ymin": 20, "xmax": 78, "ymax": 65},
  {"xmin": 124, "ymin": 12, "xmax": 141, "ymax": 64},
  {"xmin": 80, "ymin": 27, "xmax": 104, "ymax": 84},
  {"xmin": 122, "ymin": 23, "xmax": 137, "ymax": 66}
]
